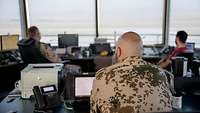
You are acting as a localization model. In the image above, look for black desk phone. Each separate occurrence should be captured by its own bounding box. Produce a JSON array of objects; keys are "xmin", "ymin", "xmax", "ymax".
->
[{"xmin": 33, "ymin": 85, "xmax": 62, "ymax": 111}]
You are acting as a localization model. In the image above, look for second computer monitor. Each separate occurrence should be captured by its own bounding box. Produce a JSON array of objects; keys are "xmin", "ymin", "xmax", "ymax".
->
[
  {"xmin": 186, "ymin": 42, "xmax": 195, "ymax": 51},
  {"xmin": 1, "ymin": 35, "xmax": 19, "ymax": 51},
  {"xmin": 89, "ymin": 43, "xmax": 112, "ymax": 55},
  {"xmin": 58, "ymin": 34, "xmax": 78, "ymax": 48}
]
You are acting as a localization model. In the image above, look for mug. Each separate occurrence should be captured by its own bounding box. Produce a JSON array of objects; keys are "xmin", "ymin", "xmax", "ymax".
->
[{"xmin": 172, "ymin": 96, "xmax": 182, "ymax": 109}]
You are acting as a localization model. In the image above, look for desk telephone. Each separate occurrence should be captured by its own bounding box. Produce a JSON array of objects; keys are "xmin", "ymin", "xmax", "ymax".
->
[{"xmin": 33, "ymin": 85, "xmax": 62, "ymax": 111}]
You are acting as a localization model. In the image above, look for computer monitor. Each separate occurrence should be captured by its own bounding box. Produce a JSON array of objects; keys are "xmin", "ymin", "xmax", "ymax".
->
[
  {"xmin": 75, "ymin": 77, "xmax": 95, "ymax": 97},
  {"xmin": 186, "ymin": 42, "xmax": 195, "ymax": 51},
  {"xmin": 1, "ymin": 35, "xmax": 19, "ymax": 51},
  {"xmin": 58, "ymin": 34, "xmax": 78, "ymax": 48},
  {"xmin": 63, "ymin": 73, "xmax": 95, "ymax": 101},
  {"xmin": 94, "ymin": 38, "xmax": 107, "ymax": 44},
  {"xmin": 143, "ymin": 47, "xmax": 155, "ymax": 55},
  {"xmin": 89, "ymin": 43, "xmax": 112, "ymax": 55}
]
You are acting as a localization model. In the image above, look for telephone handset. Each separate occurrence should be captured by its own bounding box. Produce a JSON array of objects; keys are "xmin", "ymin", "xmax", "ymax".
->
[
  {"xmin": 33, "ymin": 86, "xmax": 46, "ymax": 109},
  {"xmin": 33, "ymin": 85, "xmax": 62, "ymax": 111}
]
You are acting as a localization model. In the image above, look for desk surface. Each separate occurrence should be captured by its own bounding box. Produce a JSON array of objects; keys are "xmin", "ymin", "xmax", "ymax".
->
[
  {"xmin": 2, "ymin": 77, "xmax": 200, "ymax": 113},
  {"xmin": 1, "ymin": 95, "xmax": 200, "ymax": 113},
  {"xmin": 61, "ymin": 55, "xmax": 162, "ymax": 65},
  {"xmin": 1, "ymin": 81, "xmax": 200, "ymax": 113},
  {"xmin": 0, "ymin": 96, "xmax": 89, "ymax": 113},
  {"xmin": 174, "ymin": 77, "xmax": 200, "ymax": 92}
]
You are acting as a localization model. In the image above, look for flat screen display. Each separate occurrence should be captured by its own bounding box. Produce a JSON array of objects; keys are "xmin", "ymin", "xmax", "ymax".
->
[
  {"xmin": 90, "ymin": 43, "xmax": 111, "ymax": 54},
  {"xmin": 41, "ymin": 85, "xmax": 56, "ymax": 93},
  {"xmin": 43, "ymin": 86, "xmax": 55, "ymax": 92},
  {"xmin": 1, "ymin": 35, "xmax": 19, "ymax": 51},
  {"xmin": 75, "ymin": 77, "xmax": 95, "ymax": 97},
  {"xmin": 58, "ymin": 34, "xmax": 78, "ymax": 48},
  {"xmin": 186, "ymin": 43, "xmax": 195, "ymax": 51}
]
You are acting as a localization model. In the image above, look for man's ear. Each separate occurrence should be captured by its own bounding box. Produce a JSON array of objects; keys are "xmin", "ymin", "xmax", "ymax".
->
[
  {"xmin": 175, "ymin": 37, "xmax": 178, "ymax": 45},
  {"xmin": 117, "ymin": 47, "xmax": 121, "ymax": 59}
]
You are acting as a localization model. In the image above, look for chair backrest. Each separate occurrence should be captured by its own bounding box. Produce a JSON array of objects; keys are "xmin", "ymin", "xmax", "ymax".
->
[
  {"xmin": 177, "ymin": 52, "xmax": 194, "ymax": 70},
  {"xmin": 163, "ymin": 70, "xmax": 176, "ymax": 95},
  {"xmin": 177, "ymin": 52, "xmax": 194, "ymax": 60},
  {"xmin": 94, "ymin": 55, "xmax": 113, "ymax": 71},
  {"xmin": 17, "ymin": 38, "xmax": 51, "ymax": 65}
]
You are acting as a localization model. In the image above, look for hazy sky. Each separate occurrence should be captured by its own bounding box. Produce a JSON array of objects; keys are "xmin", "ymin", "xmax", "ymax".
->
[{"xmin": 0, "ymin": 0, "xmax": 200, "ymax": 35}]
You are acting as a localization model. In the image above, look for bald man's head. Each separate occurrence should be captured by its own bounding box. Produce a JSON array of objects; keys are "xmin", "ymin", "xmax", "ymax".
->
[{"xmin": 115, "ymin": 31, "xmax": 143, "ymax": 62}]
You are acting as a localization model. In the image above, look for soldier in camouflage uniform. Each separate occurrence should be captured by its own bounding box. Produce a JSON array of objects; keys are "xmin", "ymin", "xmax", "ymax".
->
[
  {"xmin": 28, "ymin": 26, "xmax": 61, "ymax": 63},
  {"xmin": 90, "ymin": 32, "xmax": 172, "ymax": 113}
]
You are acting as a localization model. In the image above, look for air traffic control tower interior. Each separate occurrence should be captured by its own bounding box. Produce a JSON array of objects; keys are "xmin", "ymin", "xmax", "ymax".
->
[{"xmin": 0, "ymin": 0, "xmax": 200, "ymax": 112}]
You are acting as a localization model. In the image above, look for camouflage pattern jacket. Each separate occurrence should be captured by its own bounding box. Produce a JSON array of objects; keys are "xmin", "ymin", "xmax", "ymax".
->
[
  {"xmin": 40, "ymin": 43, "xmax": 61, "ymax": 63},
  {"xmin": 91, "ymin": 56, "xmax": 172, "ymax": 113}
]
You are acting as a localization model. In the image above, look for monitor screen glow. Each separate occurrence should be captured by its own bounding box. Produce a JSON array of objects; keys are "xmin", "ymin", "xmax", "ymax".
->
[
  {"xmin": 186, "ymin": 43, "xmax": 195, "ymax": 51},
  {"xmin": 75, "ymin": 77, "xmax": 95, "ymax": 97},
  {"xmin": 90, "ymin": 43, "xmax": 111, "ymax": 54},
  {"xmin": 43, "ymin": 86, "xmax": 54, "ymax": 92},
  {"xmin": 1, "ymin": 35, "xmax": 18, "ymax": 51}
]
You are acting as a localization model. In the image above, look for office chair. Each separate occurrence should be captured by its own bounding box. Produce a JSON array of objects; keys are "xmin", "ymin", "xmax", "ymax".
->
[
  {"xmin": 177, "ymin": 52, "xmax": 194, "ymax": 71},
  {"xmin": 176, "ymin": 52, "xmax": 200, "ymax": 109},
  {"xmin": 163, "ymin": 70, "xmax": 176, "ymax": 95},
  {"xmin": 17, "ymin": 38, "xmax": 51, "ymax": 67},
  {"xmin": 94, "ymin": 55, "xmax": 113, "ymax": 71},
  {"xmin": 177, "ymin": 52, "xmax": 194, "ymax": 60}
]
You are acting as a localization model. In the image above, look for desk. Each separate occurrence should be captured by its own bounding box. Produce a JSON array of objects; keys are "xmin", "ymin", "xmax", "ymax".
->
[
  {"xmin": 174, "ymin": 77, "xmax": 200, "ymax": 92},
  {"xmin": 1, "ymin": 81, "xmax": 200, "ymax": 113},
  {"xmin": 62, "ymin": 57, "xmax": 96, "ymax": 72},
  {"xmin": 1, "ymin": 95, "xmax": 200, "ymax": 113},
  {"xmin": 174, "ymin": 77, "xmax": 200, "ymax": 111},
  {"xmin": 0, "ymin": 96, "xmax": 90, "ymax": 113},
  {"xmin": 0, "ymin": 63, "xmax": 21, "ymax": 101},
  {"xmin": 61, "ymin": 55, "xmax": 162, "ymax": 72}
]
